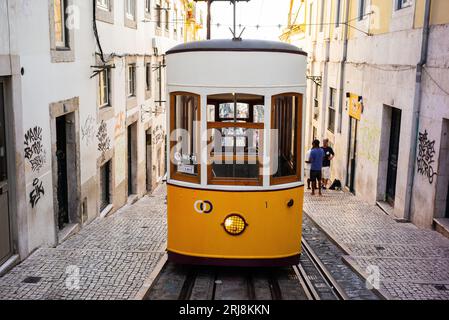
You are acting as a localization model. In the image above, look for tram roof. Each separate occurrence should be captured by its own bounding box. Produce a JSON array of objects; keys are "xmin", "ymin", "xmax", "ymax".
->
[{"xmin": 166, "ymin": 39, "xmax": 307, "ymax": 56}]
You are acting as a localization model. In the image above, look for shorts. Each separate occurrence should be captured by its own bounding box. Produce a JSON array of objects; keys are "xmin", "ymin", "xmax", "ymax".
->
[
  {"xmin": 322, "ymin": 167, "xmax": 331, "ymax": 180},
  {"xmin": 310, "ymin": 170, "xmax": 322, "ymax": 182}
]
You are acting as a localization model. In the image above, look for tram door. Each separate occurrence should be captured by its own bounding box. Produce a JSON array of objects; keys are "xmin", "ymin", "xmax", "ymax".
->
[
  {"xmin": 346, "ymin": 117, "xmax": 358, "ymax": 194},
  {"xmin": 0, "ymin": 82, "xmax": 12, "ymax": 264}
]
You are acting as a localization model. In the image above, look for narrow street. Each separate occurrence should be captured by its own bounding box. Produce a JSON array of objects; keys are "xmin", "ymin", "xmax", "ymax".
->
[{"xmin": 1, "ymin": 186, "xmax": 448, "ymax": 300}]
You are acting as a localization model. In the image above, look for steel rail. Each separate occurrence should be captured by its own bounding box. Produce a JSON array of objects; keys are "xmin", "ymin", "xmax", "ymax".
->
[{"xmin": 301, "ymin": 238, "xmax": 349, "ymax": 300}]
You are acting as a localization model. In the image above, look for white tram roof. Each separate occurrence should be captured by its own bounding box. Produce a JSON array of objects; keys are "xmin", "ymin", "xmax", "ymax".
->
[{"xmin": 166, "ymin": 39, "xmax": 307, "ymax": 56}]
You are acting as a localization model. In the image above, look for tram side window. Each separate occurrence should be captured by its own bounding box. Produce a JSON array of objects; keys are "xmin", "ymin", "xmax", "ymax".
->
[
  {"xmin": 207, "ymin": 93, "xmax": 265, "ymax": 186},
  {"xmin": 271, "ymin": 93, "xmax": 302, "ymax": 185},
  {"xmin": 170, "ymin": 92, "xmax": 200, "ymax": 183}
]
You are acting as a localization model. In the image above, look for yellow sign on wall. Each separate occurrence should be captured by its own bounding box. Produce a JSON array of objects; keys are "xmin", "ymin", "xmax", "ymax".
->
[{"xmin": 348, "ymin": 94, "xmax": 363, "ymax": 120}]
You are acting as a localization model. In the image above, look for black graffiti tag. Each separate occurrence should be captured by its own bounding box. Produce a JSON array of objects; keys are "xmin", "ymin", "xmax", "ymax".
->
[
  {"xmin": 417, "ymin": 130, "xmax": 438, "ymax": 184},
  {"xmin": 97, "ymin": 120, "xmax": 111, "ymax": 159},
  {"xmin": 24, "ymin": 126, "xmax": 46, "ymax": 172},
  {"xmin": 30, "ymin": 178, "xmax": 45, "ymax": 208}
]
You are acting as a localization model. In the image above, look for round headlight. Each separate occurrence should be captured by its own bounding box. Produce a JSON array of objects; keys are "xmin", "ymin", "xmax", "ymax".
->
[{"xmin": 223, "ymin": 214, "xmax": 247, "ymax": 236}]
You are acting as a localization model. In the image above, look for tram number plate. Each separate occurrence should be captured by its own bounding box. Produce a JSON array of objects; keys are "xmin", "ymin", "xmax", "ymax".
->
[{"xmin": 178, "ymin": 164, "xmax": 195, "ymax": 175}]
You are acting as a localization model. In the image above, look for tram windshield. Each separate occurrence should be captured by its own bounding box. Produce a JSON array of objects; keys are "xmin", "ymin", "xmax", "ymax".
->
[{"xmin": 207, "ymin": 93, "xmax": 264, "ymax": 186}]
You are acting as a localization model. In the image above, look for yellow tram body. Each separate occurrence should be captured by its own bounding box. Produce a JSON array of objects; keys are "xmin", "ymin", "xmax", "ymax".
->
[
  {"xmin": 165, "ymin": 39, "xmax": 307, "ymax": 266},
  {"xmin": 167, "ymin": 185, "xmax": 304, "ymax": 265}
]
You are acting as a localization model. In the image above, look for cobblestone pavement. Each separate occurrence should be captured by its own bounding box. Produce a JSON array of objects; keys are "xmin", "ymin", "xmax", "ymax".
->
[
  {"xmin": 0, "ymin": 185, "xmax": 167, "ymax": 300},
  {"xmin": 304, "ymin": 190, "xmax": 449, "ymax": 300}
]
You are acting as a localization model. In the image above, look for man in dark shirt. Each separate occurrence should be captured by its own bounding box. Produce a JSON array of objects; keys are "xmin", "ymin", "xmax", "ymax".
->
[
  {"xmin": 306, "ymin": 140, "xmax": 325, "ymax": 196},
  {"xmin": 321, "ymin": 139, "xmax": 335, "ymax": 189}
]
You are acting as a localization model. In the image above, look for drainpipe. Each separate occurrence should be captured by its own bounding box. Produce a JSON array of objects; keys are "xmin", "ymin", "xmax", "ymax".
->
[
  {"xmin": 405, "ymin": 0, "xmax": 432, "ymax": 221},
  {"xmin": 337, "ymin": 0, "xmax": 350, "ymax": 134}
]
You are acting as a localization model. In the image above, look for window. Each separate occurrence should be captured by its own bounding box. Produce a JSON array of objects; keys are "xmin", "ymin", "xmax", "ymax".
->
[
  {"xmin": 96, "ymin": 0, "xmax": 111, "ymax": 11},
  {"xmin": 335, "ymin": 0, "xmax": 342, "ymax": 27},
  {"xmin": 156, "ymin": 0, "xmax": 161, "ymax": 28},
  {"xmin": 319, "ymin": 0, "xmax": 325, "ymax": 32},
  {"xmin": 145, "ymin": 0, "xmax": 151, "ymax": 14},
  {"xmin": 396, "ymin": 0, "xmax": 412, "ymax": 10},
  {"xmin": 207, "ymin": 94, "xmax": 264, "ymax": 186},
  {"xmin": 358, "ymin": 0, "xmax": 366, "ymax": 21},
  {"xmin": 54, "ymin": 0, "xmax": 68, "ymax": 48},
  {"xmin": 145, "ymin": 63, "xmax": 152, "ymax": 92},
  {"xmin": 125, "ymin": 0, "xmax": 136, "ymax": 20},
  {"xmin": 271, "ymin": 93, "xmax": 302, "ymax": 185},
  {"xmin": 170, "ymin": 92, "xmax": 201, "ymax": 184},
  {"xmin": 328, "ymin": 88, "xmax": 336, "ymax": 133},
  {"xmin": 165, "ymin": 2, "xmax": 170, "ymax": 31},
  {"xmin": 313, "ymin": 83, "xmax": 320, "ymax": 120},
  {"xmin": 308, "ymin": 3, "xmax": 313, "ymax": 36},
  {"xmin": 99, "ymin": 68, "xmax": 111, "ymax": 107},
  {"xmin": 127, "ymin": 64, "xmax": 136, "ymax": 97},
  {"xmin": 173, "ymin": 8, "xmax": 178, "ymax": 33}
]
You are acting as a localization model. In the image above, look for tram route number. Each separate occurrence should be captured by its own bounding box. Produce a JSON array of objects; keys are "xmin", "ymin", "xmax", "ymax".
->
[{"xmin": 179, "ymin": 304, "xmax": 270, "ymax": 318}]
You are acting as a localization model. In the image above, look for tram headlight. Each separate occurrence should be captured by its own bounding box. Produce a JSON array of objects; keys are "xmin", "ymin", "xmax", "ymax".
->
[{"xmin": 223, "ymin": 215, "xmax": 247, "ymax": 236}]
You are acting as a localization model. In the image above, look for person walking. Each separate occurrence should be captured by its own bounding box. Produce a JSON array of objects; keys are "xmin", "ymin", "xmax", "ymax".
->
[
  {"xmin": 306, "ymin": 140, "xmax": 325, "ymax": 196},
  {"xmin": 321, "ymin": 139, "xmax": 335, "ymax": 189}
]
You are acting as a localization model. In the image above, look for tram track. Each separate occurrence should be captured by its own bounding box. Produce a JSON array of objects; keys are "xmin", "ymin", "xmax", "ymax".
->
[{"xmin": 144, "ymin": 240, "xmax": 349, "ymax": 301}]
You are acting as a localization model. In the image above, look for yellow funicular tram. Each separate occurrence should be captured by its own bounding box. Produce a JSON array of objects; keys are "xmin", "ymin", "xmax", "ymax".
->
[{"xmin": 165, "ymin": 38, "xmax": 307, "ymax": 266}]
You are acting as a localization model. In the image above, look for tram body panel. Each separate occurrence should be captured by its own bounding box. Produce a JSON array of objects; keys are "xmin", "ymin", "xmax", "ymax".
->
[
  {"xmin": 167, "ymin": 184, "xmax": 303, "ymax": 261},
  {"xmin": 167, "ymin": 51, "xmax": 307, "ymax": 88}
]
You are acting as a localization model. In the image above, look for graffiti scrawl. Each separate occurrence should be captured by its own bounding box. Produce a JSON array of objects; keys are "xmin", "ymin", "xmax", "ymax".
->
[
  {"xmin": 417, "ymin": 130, "xmax": 438, "ymax": 184},
  {"xmin": 97, "ymin": 120, "xmax": 111, "ymax": 159},
  {"xmin": 24, "ymin": 126, "xmax": 47, "ymax": 172},
  {"xmin": 81, "ymin": 115, "xmax": 96, "ymax": 146},
  {"xmin": 30, "ymin": 178, "xmax": 45, "ymax": 208}
]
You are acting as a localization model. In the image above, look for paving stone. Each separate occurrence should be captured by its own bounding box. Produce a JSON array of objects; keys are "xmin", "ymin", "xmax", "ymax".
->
[
  {"xmin": 0, "ymin": 185, "xmax": 168, "ymax": 300},
  {"xmin": 304, "ymin": 190, "xmax": 449, "ymax": 300}
]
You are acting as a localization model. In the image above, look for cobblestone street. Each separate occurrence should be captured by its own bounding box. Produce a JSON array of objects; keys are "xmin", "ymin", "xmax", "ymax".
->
[
  {"xmin": 0, "ymin": 186, "xmax": 167, "ymax": 300},
  {"xmin": 304, "ymin": 190, "xmax": 449, "ymax": 300}
]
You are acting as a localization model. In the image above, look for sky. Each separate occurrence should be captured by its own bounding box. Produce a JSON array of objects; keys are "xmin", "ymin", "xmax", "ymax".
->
[{"xmin": 197, "ymin": 0, "xmax": 291, "ymax": 41}]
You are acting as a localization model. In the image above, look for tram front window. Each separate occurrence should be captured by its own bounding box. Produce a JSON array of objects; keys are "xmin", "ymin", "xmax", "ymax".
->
[
  {"xmin": 207, "ymin": 94, "xmax": 264, "ymax": 186},
  {"xmin": 271, "ymin": 93, "xmax": 302, "ymax": 185},
  {"xmin": 170, "ymin": 92, "xmax": 200, "ymax": 183}
]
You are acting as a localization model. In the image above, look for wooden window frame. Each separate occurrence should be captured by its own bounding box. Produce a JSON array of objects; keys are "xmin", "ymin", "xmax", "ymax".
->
[
  {"xmin": 271, "ymin": 93, "xmax": 303, "ymax": 186},
  {"xmin": 206, "ymin": 95, "xmax": 265, "ymax": 186},
  {"xmin": 170, "ymin": 92, "xmax": 201, "ymax": 184}
]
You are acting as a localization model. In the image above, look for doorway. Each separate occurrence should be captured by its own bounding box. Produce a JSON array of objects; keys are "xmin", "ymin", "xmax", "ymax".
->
[
  {"xmin": 127, "ymin": 123, "xmax": 137, "ymax": 196},
  {"xmin": 346, "ymin": 117, "xmax": 358, "ymax": 194},
  {"xmin": 99, "ymin": 160, "xmax": 111, "ymax": 212},
  {"xmin": 56, "ymin": 115, "xmax": 69, "ymax": 229},
  {"xmin": 146, "ymin": 130, "xmax": 153, "ymax": 193},
  {"xmin": 0, "ymin": 82, "xmax": 12, "ymax": 265},
  {"xmin": 436, "ymin": 119, "xmax": 449, "ymax": 219},
  {"xmin": 386, "ymin": 108, "xmax": 402, "ymax": 205}
]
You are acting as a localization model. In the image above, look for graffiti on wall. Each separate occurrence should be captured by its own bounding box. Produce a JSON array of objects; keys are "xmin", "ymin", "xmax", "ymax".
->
[
  {"xmin": 30, "ymin": 178, "xmax": 45, "ymax": 208},
  {"xmin": 81, "ymin": 115, "xmax": 96, "ymax": 146},
  {"xmin": 357, "ymin": 120, "xmax": 381, "ymax": 164},
  {"xmin": 24, "ymin": 126, "xmax": 47, "ymax": 173},
  {"xmin": 153, "ymin": 126, "xmax": 165, "ymax": 145},
  {"xmin": 417, "ymin": 130, "xmax": 438, "ymax": 184},
  {"xmin": 97, "ymin": 120, "xmax": 111, "ymax": 159}
]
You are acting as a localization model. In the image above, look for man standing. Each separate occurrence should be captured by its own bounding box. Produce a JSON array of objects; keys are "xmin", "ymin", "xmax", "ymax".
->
[
  {"xmin": 321, "ymin": 139, "xmax": 335, "ymax": 189},
  {"xmin": 306, "ymin": 140, "xmax": 325, "ymax": 196}
]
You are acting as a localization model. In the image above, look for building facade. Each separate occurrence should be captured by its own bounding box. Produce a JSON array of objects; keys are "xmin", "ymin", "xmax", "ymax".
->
[
  {"xmin": 282, "ymin": 0, "xmax": 449, "ymax": 231},
  {"xmin": 0, "ymin": 0, "xmax": 203, "ymax": 273}
]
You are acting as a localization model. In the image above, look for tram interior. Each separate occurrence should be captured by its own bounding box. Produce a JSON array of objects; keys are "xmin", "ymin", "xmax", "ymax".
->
[{"xmin": 207, "ymin": 94, "xmax": 264, "ymax": 182}]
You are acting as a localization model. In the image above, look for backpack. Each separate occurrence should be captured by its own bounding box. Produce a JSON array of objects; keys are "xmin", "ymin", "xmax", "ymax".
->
[{"xmin": 329, "ymin": 179, "xmax": 342, "ymax": 191}]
